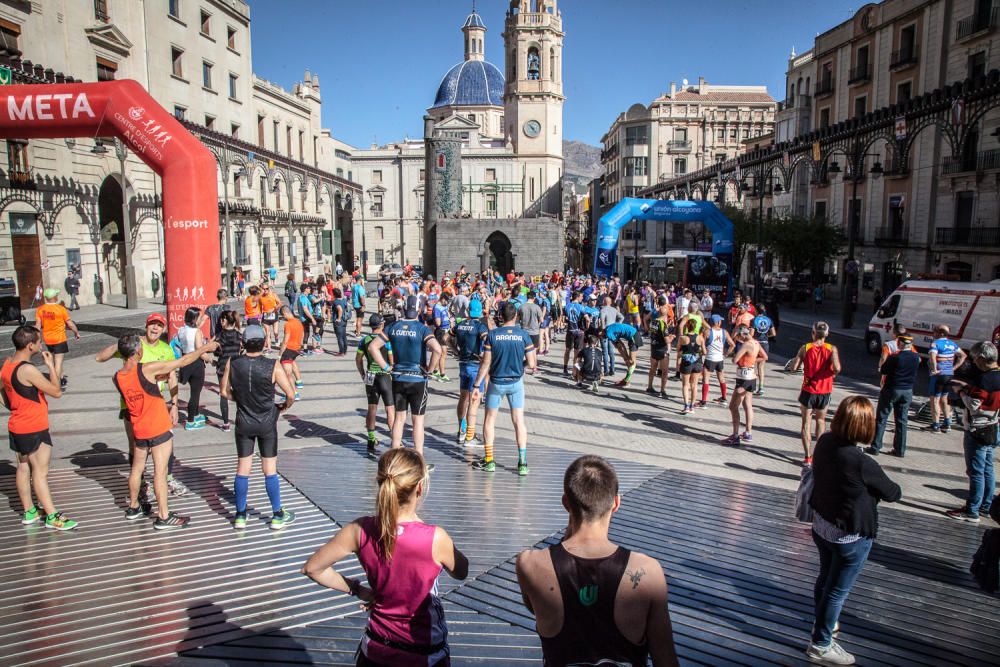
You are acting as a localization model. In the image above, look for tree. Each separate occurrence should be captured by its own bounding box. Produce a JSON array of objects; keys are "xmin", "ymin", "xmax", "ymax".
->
[
  {"xmin": 720, "ymin": 204, "xmax": 771, "ymax": 284},
  {"xmin": 768, "ymin": 215, "xmax": 846, "ymax": 286}
]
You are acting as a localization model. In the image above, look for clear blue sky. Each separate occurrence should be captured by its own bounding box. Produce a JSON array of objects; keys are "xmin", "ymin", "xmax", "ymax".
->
[{"xmin": 248, "ymin": 0, "xmax": 861, "ymax": 148}]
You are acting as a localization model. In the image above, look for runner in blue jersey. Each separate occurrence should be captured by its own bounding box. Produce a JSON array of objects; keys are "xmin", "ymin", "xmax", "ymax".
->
[
  {"xmin": 928, "ymin": 324, "xmax": 967, "ymax": 433},
  {"xmin": 350, "ymin": 275, "xmax": 366, "ymax": 337},
  {"xmin": 603, "ymin": 322, "xmax": 643, "ymax": 387},
  {"xmin": 454, "ymin": 299, "xmax": 490, "ymax": 448},
  {"xmin": 562, "ymin": 291, "xmax": 585, "ymax": 375},
  {"xmin": 366, "ymin": 296, "xmax": 442, "ymax": 462},
  {"xmin": 582, "ymin": 294, "xmax": 601, "ymax": 335},
  {"xmin": 431, "ymin": 293, "xmax": 452, "ymax": 382},
  {"xmin": 471, "ymin": 302, "xmax": 537, "ymax": 476},
  {"xmin": 751, "ymin": 304, "xmax": 776, "ymax": 396}
]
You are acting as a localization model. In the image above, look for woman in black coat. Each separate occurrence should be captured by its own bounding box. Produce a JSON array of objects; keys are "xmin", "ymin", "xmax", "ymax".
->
[{"xmin": 807, "ymin": 395, "xmax": 902, "ymax": 665}]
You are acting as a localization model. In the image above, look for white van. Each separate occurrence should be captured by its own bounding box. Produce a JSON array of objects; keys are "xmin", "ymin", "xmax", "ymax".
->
[{"xmin": 866, "ymin": 280, "xmax": 1000, "ymax": 355}]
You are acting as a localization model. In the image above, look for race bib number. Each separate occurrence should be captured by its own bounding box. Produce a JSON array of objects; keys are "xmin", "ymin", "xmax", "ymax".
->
[
  {"xmin": 737, "ymin": 365, "xmax": 756, "ymax": 380},
  {"xmin": 365, "ymin": 372, "xmax": 376, "ymax": 386}
]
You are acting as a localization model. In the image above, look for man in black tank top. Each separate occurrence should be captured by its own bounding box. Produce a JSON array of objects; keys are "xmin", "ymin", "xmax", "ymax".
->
[
  {"xmin": 220, "ymin": 325, "xmax": 297, "ymax": 531},
  {"xmin": 516, "ymin": 455, "xmax": 679, "ymax": 667}
]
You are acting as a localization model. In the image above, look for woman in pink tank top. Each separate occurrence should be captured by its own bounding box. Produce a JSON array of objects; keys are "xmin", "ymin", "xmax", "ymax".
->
[{"xmin": 303, "ymin": 449, "xmax": 469, "ymax": 666}]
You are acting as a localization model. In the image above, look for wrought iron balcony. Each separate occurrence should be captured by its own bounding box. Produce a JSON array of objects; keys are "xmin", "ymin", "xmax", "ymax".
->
[
  {"xmin": 666, "ymin": 140, "xmax": 692, "ymax": 153},
  {"xmin": 942, "ymin": 148, "xmax": 1000, "ymax": 174},
  {"xmin": 935, "ymin": 226, "xmax": 1000, "ymax": 245},
  {"xmin": 957, "ymin": 6, "xmax": 999, "ymax": 40},
  {"xmin": 815, "ymin": 78, "xmax": 835, "ymax": 97},
  {"xmin": 890, "ymin": 45, "xmax": 919, "ymax": 69},
  {"xmin": 874, "ymin": 224, "xmax": 909, "ymax": 247},
  {"xmin": 848, "ymin": 63, "xmax": 872, "ymax": 85},
  {"xmin": 7, "ymin": 169, "xmax": 35, "ymax": 190}
]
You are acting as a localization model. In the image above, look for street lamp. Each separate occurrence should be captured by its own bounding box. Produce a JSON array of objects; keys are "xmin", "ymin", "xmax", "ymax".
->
[
  {"xmin": 744, "ymin": 171, "xmax": 781, "ymax": 304},
  {"xmin": 829, "ymin": 149, "xmax": 883, "ymax": 329}
]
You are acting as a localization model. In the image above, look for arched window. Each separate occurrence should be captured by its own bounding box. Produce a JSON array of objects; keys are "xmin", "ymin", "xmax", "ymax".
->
[
  {"xmin": 527, "ymin": 47, "xmax": 540, "ymax": 80},
  {"xmin": 550, "ymin": 47, "xmax": 555, "ymax": 80},
  {"xmin": 375, "ymin": 226, "xmax": 384, "ymax": 240}
]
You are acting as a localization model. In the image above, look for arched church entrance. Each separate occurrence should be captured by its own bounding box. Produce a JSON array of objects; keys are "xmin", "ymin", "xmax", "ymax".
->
[
  {"xmin": 98, "ymin": 175, "xmax": 130, "ymax": 298},
  {"xmin": 486, "ymin": 231, "xmax": 513, "ymax": 275}
]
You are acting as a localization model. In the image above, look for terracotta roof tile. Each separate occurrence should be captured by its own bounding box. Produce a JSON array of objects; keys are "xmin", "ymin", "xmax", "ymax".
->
[{"xmin": 667, "ymin": 91, "xmax": 775, "ymax": 104}]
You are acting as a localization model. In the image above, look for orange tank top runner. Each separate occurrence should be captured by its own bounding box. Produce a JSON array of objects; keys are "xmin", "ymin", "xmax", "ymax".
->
[
  {"xmin": 35, "ymin": 303, "xmax": 70, "ymax": 345},
  {"xmin": 245, "ymin": 297, "xmax": 262, "ymax": 319},
  {"xmin": 113, "ymin": 363, "xmax": 173, "ymax": 440},
  {"xmin": 802, "ymin": 342, "xmax": 835, "ymax": 394},
  {"xmin": 1, "ymin": 359, "xmax": 49, "ymax": 434}
]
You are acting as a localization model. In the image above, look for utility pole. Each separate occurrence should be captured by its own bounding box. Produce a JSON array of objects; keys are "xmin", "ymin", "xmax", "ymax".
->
[{"xmin": 114, "ymin": 138, "xmax": 138, "ymax": 309}]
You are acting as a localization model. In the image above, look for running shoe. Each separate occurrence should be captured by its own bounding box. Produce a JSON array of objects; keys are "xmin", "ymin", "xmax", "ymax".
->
[
  {"xmin": 659, "ymin": 391, "xmax": 668, "ymax": 399},
  {"xmin": 184, "ymin": 420, "xmax": 204, "ymax": 431},
  {"xmin": 440, "ymin": 374, "xmax": 451, "ymax": 383},
  {"xmin": 233, "ymin": 512, "xmax": 247, "ymax": 530},
  {"xmin": 803, "ymin": 457, "xmax": 813, "ymax": 466},
  {"xmin": 45, "ymin": 512, "xmax": 78, "ymax": 531},
  {"xmin": 153, "ymin": 512, "xmax": 190, "ymax": 530},
  {"xmin": 614, "ymin": 379, "xmax": 628, "ymax": 387},
  {"xmin": 270, "ymin": 508, "xmax": 296, "ymax": 530},
  {"xmin": 945, "ymin": 508, "xmax": 980, "ymax": 523},
  {"xmin": 125, "ymin": 503, "xmax": 152, "ymax": 520},
  {"xmin": 741, "ymin": 431, "xmax": 753, "ymax": 442},
  {"xmin": 518, "ymin": 462, "xmax": 529, "ymax": 476},
  {"xmin": 194, "ymin": 414, "xmax": 207, "ymax": 424},
  {"xmin": 713, "ymin": 396, "xmax": 727, "ymax": 404},
  {"xmin": 941, "ymin": 422, "xmax": 951, "ymax": 434},
  {"xmin": 755, "ymin": 388, "xmax": 765, "ymax": 396},
  {"xmin": 221, "ymin": 422, "xmax": 232, "ymax": 433},
  {"xmin": 167, "ymin": 477, "xmax": 189, "ymax": 497},
  {"xmin": 590, "ymin": 382, "xmax": 599, "ymax": 393},
  {"xmin": 805, "ymin": 640, "xmax": 855, "ymax": 665},
  {"xmin": 722, "ymin": 434, "xmax": 741, "ymax": 446},
  {"xmin": 295, "ymin": 381, "xmax": 304, "ymax": 390},
  {"xmin": 646, "ymin": 387, "xmax": 657, "ymax": 395},
  {"xmin": 697, "ymin": 400, "xmax": 708, "ymax": 409},
  {"xmin": 927, "ymin": 423, "xmax": 941, "ymax": 433},
  {"xmin": 464, "ymin": 436, "xmax": 483, "ymax": 448},
  {"xmin": 60, "ymin": 376, "xmax": 68, "ymax": 388},
  {"xmin": 472, "ymin": 458, "xmax": 496, "ymax": 472},
  {"xmin": 456, "ymin": 429, "xmax": 467, "ymax": 444},
  {"xmin": 21, "ymin": 505, "xmax": 40, "ymax": 525},
  {"xmin": 294, "ymin": 392, "xmax": 301, "ymax": 400}
]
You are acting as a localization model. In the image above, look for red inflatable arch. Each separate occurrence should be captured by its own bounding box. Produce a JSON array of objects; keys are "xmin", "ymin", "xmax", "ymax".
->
[{"xmin": 0, "ymin": 80, "xmax": 219, "ymax": 336}]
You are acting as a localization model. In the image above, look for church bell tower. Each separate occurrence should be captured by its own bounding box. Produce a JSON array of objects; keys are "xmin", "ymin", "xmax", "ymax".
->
[{"xmin": 503, "ymin": 0, "xmax": 564, "ymax": 206}]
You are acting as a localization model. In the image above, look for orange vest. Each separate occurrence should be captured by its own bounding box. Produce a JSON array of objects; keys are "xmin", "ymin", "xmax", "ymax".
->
[
  {"xmin": 2, "ymin": 359, "xmax": 49, "ymax": 434},
  {"xmin": 114, "ymin": 364, "xmax": 173, "ymax": 440}
]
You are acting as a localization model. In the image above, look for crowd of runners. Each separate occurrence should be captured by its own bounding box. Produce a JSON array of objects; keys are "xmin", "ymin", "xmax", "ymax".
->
[{"xmin": 3, "ymin": 262, "xmax": 999, "ymax": 666}]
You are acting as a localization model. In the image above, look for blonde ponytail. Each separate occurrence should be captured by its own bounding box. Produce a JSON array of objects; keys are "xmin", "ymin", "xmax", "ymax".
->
[{"xmin": 375, "ymin": 448, "xmax": 427, "ymax": 561}]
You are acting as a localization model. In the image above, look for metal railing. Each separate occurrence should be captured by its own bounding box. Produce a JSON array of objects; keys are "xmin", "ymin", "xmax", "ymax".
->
[
  {"xmin": 848, "ymin": 63, "xmax": 872, "ymax": 84},
  {"xmin": 957, "ymin": 6, "xmax": 999, "ymax": 40},
  {"xmin": 942, "ymin": 148, "xmax": 1000, "ymax": 173},
  {"xmin": 935, "ymin": 226, "xmax": 1000, "ymax": 245},
  {"xmin": 370, "ymin": 209, "xmax": 384, "ymax": 218},
  {"xmin": 666, "ymin": 140, "xmax": 691, "ymax": 152},
  {"xmin": 890, "ymin": 44, "xmax": 919, "ymax": 68},
  {"xmin": 815, "ymin": 77, "xmax": 835, "ymax": 97},
  {"xmin": 874, "ymin": 224, "xmax": 909, "ymax": 246},
  {"xmin": 7, "ymin": 169, "xmax": 35, "ymax": 190}
]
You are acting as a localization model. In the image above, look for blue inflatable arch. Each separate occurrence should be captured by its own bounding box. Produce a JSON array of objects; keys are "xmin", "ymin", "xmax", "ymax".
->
[{"xmin": 594, "ymin": 197, "xmax": 735, "ymax": 285}]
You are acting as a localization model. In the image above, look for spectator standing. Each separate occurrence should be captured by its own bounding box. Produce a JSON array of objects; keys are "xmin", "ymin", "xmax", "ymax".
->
[
  {"xmin": 64, "ymin": 271, "xmax": 80, "ymax": 311},
  {"xmin": 867, "ymin": 333, "xmax": 920, "ymax": 457}
]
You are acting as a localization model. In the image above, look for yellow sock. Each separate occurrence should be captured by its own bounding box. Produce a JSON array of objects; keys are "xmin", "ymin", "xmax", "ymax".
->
[
  {"xmin": 465, "ymin": 424, "xmax": 476, "ymax": 441},
  {"xmin": 484, "ymin": 442, "xmax": 494, "ymax": 462}
]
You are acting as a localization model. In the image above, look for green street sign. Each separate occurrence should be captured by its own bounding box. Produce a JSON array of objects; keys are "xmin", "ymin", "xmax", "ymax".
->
[{"xmin": 0, "ymin": 66, "xmax": 11, "ymax": 85}]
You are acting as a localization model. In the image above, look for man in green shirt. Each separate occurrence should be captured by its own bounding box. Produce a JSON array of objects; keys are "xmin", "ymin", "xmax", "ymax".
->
[
  {"xmin": 95, "ymin": 313, "xmax": 189, "ymax": 503},
  {"xmin": 356, "ymin": 314, "xmax": 395, "ymax": 457}
]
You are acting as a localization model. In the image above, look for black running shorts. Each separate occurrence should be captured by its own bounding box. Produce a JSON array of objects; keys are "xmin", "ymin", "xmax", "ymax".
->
[
  {"xmin": 799, "ymin": 391, "xmax": 832, "ymax": 410},
  {"xmin": 735, "ymin": 378, "xmax": 757, "ymax": 393},
  {"xmin": 280, "ymin": 349, "xmax": 300, "ymax": 363},
  {"xmin": 566, "ymin": 330, "xmax": 584, "ymax": 350},
  {"xmin": 650, "ymin": 345, "xmax": 668, "ymax": 361},
  {"xmin": 46, "ymin": 341, "xmax": 69, "ymax": 355},
  {"xmin": 393, "ymin": 380, "xmax": 428, "ymax": 415},
  {"xmin": 135, "ymin": 430, "xmax": 172, "ymax": 449},
  {"xmin": 235, "ymin": 427, "xmax": 278, "ymax": 458},
  {"xmin": 366, "ymin": 374, "xmax": 394, "ymax": 407},
  {"xmin": 8, "ymin": 429, "xmax": 51, "ymax": 455},
  {"xmin": 680, "ymin": 361, "xmax": 703, "ymax": 375},
  {"xmin": 704, "ymin": 359, "xmax": 725, "ymax": 373}
]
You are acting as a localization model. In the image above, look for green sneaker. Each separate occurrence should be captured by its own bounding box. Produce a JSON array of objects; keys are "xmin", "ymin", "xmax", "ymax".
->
[
  {"xmin": 21, "ymin": 505, "xmax": 40, "ymax": 525},
  {"xmin": 472, "ymin": 458, "xmax": 496, "ymax": 472},
  {"xmin": 518, "ymin": 463, "xmax": 529, "ymax": 476},
  {"xmin": 270, "ymin": 508, "xmax": 296, "ymax": 530},
  {"xmin": 45, "ymin": 511, "xmax": 79, "ymax": 531},
  {"xmin": 233, "ymin": 512, "xmax": 247, "ymax": 530},
  {"xmin": 440, "ymin": 374, "xmax": 451, "ymax": 383}
]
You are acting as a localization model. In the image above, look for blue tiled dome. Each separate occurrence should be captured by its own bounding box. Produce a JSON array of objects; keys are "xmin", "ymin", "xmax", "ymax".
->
[
  {"xmin": 463, "ymin": 12, "xmax": 486, "ymax": 30},
  {"xmin": 432, "ymin": 60, "xmax": 505, "ymax": 108}
]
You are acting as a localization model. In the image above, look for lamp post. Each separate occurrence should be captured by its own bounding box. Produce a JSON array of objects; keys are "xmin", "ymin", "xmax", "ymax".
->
[
  {"xmin": 112, "ymin": 138, "xmax": 138, "ymax": 309},
  {"xmin": 828, "ymin": 150, "xmax": 883, "ymax": 329},
  {"xmin": 743, "ymin": 172, "xmax": 780, "ymax": 304}
]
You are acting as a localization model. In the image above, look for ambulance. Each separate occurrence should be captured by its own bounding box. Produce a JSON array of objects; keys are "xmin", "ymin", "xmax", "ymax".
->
[{"xmin": 866, "ymin": 280, "xmax": 1000, "ymax": 355}]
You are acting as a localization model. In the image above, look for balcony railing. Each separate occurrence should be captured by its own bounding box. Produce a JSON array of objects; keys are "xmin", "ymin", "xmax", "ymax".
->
[
  {"xmin": 957, "ymin": 6, "xmax": 999, "ymax": 40},
  {"xmin": 370, "ymin": 209, "xmax": 384, "ymax": 218},
  {"xmin": 666, "ymin": 140, "xmax": 691, "ymax": 153},
  {"xmin": 890, "ymin": 44, "xmax": 919, "ymax": 69},
  {"xmin": 8, "ymin": 169, "xmax": 35, "ymax": 190},
  {"xmin": 942, "ymin": 148, "xmax": 1000, "ymax": 173},
  {"xmin": 848, "ymin": 63, "xmax": 872, "ymax": 84},
  {"xmin": 936, "ymin": 226, "xmax": 1000, "ymax": 245},
  {"xmin": 874, "ymin": 224, "xmax": 909, "ymax": 247},
  {"xmin": 815, "ymin": 78, "xmax": 835, "ymax": 97}
]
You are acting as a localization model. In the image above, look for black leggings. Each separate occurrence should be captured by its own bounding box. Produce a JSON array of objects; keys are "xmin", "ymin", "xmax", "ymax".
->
[
  {"xmin": 216, "ymin": 370, "xmax": 229, "ymax": 423},
  {"xmin": 179, "ymin": 359, "xmax": 205, "ymax": 421}
]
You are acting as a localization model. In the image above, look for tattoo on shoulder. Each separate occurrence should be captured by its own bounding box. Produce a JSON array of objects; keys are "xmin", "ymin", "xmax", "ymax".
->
[{"xmin": 626, "ymin": 567, "xmax": 646, "ymax": 589}]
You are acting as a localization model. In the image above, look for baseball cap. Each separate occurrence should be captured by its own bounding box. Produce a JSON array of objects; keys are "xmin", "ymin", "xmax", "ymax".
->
[
  {"xmin": 146, "ymin": 313, "xmax": 167, "ymax": 327},
  {"xmin": 404, "ymin": 295, "xmax": 419, "ymax": 318},
  {"xmin": 369, "ymin": 314, "xmax": 384, "ymax": 328},
  {"xmin": 711, "ymin": 314, "xmax": 723, "ymax": 324},
  {"xmin": 469, "ymin": 299, "xmax": 484, "ymax": 318},
  {"xmin": 243, "ymin": 324, "xmax": 265, "ymax": 342},
  {"xmin": 43, "ymin": 288, "xmax": 59, "ymax": 299}
]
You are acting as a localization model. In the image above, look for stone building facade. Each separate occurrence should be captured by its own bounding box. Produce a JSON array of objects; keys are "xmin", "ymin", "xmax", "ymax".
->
[{"xmin": 0, "ymin": 0, "xmax": 359, "ymax": 309}]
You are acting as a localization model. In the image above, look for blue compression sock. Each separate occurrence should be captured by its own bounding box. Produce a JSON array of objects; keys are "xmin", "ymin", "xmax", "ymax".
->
[
  {"xmin": 264, "ymin": 474, "xmax": 282, "ymax": 513},
  {"xmin": 460, "ymin": 417, "xmax": 467, "ymax": 432},
  {"xmin": 234, "ymin": 475, "xmax": 249, "ymax": 513}
]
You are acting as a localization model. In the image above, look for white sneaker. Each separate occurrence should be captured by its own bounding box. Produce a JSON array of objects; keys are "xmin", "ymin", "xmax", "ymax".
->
[
  {"xmin": 167, "ymin": 477, "xmax": 189, "ymax": 497},
  {"xmin": 456, "ymin": 430, "xmax": 467, "ymax": 445},
  {"xmin": 806, "ymin": 640, "xmax": 855, "ymax": 665},
  {"xmin": 463, "ymin": 436, "xmax": 483, "ymax": 448}
]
